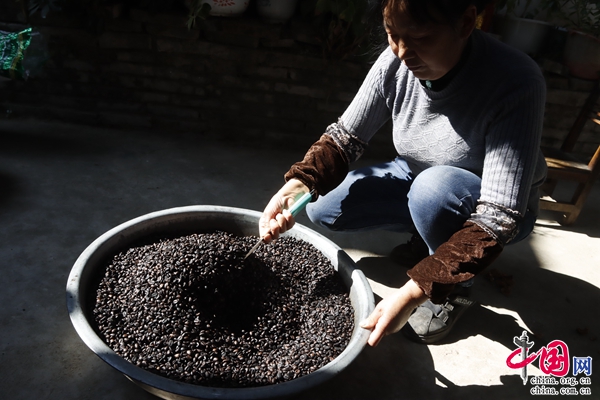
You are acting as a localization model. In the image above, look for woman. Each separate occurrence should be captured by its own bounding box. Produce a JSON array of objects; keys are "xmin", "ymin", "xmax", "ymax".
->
[{"xmin": 259, "ymin": 0, "xmax": 547, "ymax": 347}]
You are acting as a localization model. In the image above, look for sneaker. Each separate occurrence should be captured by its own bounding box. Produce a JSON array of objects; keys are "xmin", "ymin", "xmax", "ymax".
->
[
  {"xmin": 389, "ymin": 233, "xmax": 429, "ymax": 267},
  {"xmin": 401, "ymin": 289, "xmax": 475, "ymax": 344}
]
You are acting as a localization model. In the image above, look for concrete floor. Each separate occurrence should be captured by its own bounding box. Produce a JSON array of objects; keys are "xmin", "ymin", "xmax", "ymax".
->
[{"xmin": 1, "ymin": 119, "xmax": 599, "ymax": 400}]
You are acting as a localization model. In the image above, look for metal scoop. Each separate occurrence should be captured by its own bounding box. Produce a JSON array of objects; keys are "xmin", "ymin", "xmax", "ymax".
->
[{"xmin": 244, "ymin": 190, "xmax": 314, "ymax": 259}]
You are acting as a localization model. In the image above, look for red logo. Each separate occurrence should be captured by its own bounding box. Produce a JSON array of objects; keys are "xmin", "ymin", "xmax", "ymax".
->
[{"xmin": 507, "ymin": 331, "xmax": 570, "ymax": 384}]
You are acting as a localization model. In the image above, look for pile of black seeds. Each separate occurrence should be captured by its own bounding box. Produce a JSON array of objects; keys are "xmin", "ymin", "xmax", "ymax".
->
[{"xmin": 93, "ymin": 231, "xmax": 354, "ymax": 388}]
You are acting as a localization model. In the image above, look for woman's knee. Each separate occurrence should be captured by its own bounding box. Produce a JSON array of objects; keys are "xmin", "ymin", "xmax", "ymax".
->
[
  {"xmin": 408, "ymin": 166, "xmax": 481, "ymax": 250},
  {"xmin": 306, "ymin": 196, "xmax": 341, "ymax": 231},
  {"xmin": 408, "ymin": 166, "xmax": 480, "ymax": 216}
]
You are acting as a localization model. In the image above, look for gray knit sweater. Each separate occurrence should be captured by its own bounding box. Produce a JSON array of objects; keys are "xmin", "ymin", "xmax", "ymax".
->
[{"xmin": 328, "ymin": 29, "xmax": 547, "ymax": 244}]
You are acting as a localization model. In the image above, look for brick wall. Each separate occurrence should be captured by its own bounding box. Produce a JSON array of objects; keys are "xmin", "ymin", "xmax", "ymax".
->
[
  {"xmin": 1, "ymin": 8, "xmax": 395, "ymax": 156},
  {"xmin": 1, "ymin": 7, "xmax": 598, "ymax": 161}
]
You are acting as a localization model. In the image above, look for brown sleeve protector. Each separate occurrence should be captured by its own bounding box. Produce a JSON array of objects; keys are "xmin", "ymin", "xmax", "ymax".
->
[
  {"xmin": 407, "ymin": 221, "xmax": 504, "ymax": 304},
  {"xmin": 284, "ymin": 134, "xmax": 349, "ymax": 197}
]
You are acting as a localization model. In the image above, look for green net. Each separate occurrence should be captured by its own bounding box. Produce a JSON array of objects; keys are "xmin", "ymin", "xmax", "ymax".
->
[{"xmin": 0, "ymin": 27, "xmax": 33, "ymax": 80}]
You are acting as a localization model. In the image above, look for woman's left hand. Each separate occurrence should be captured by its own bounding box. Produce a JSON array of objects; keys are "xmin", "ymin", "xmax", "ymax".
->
[{"xmin": 360, "ymin": 279, "xmax": 428, "ymax": 347}]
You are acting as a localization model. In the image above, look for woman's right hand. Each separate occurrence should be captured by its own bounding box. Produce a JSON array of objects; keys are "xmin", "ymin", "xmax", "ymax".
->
[{"xmin": 259, "ymin": 179, "xmax": 310, "ymax": 243}]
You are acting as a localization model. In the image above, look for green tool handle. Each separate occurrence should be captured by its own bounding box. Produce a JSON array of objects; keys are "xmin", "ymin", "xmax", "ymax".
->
[{"xmin": 289, "ymin": 191, "xmax": 314, "ymax": 217}]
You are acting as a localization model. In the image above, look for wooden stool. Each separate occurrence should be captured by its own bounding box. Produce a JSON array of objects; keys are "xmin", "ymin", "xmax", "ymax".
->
[{"xmin": 540, "ymin": 80, "xmax": 600, "ymax": 225}]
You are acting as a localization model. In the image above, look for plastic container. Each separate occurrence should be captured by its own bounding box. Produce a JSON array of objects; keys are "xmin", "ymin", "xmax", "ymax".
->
[{"xmin": 66, "ymin": 205, "xmax": 374, "ymax": 400}]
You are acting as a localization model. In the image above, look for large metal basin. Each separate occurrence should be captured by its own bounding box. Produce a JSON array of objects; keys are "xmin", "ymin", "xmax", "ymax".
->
[{"xmin": 66, "ymin": 205, "xmax": 374, "ymax": 399}]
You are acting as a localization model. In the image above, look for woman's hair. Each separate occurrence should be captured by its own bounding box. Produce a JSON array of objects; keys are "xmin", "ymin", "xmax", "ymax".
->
[
  {"xmin": 379, "ymin": 0, "xmax": 493, "ymax": 26},
  {"xmin": 365, "ymin": 0, "xmax": 492, "ymax": 58}
]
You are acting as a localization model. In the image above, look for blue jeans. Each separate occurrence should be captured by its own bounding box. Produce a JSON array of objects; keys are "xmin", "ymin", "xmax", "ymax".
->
[{"xmin": 306, "ymin": 157, "xmax": 535, "ymax": 254}]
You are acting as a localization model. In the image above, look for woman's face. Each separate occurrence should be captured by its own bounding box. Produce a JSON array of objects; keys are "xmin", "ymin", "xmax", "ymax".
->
[{"xmin": 384, "ymin": 4, "xmax": 476, "ymax": 81}]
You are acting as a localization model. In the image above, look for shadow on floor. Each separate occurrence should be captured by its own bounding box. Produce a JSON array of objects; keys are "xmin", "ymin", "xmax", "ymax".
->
[{"xmin": 0, "ymin": 170, "xmax": 19, "ymax": 207}]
